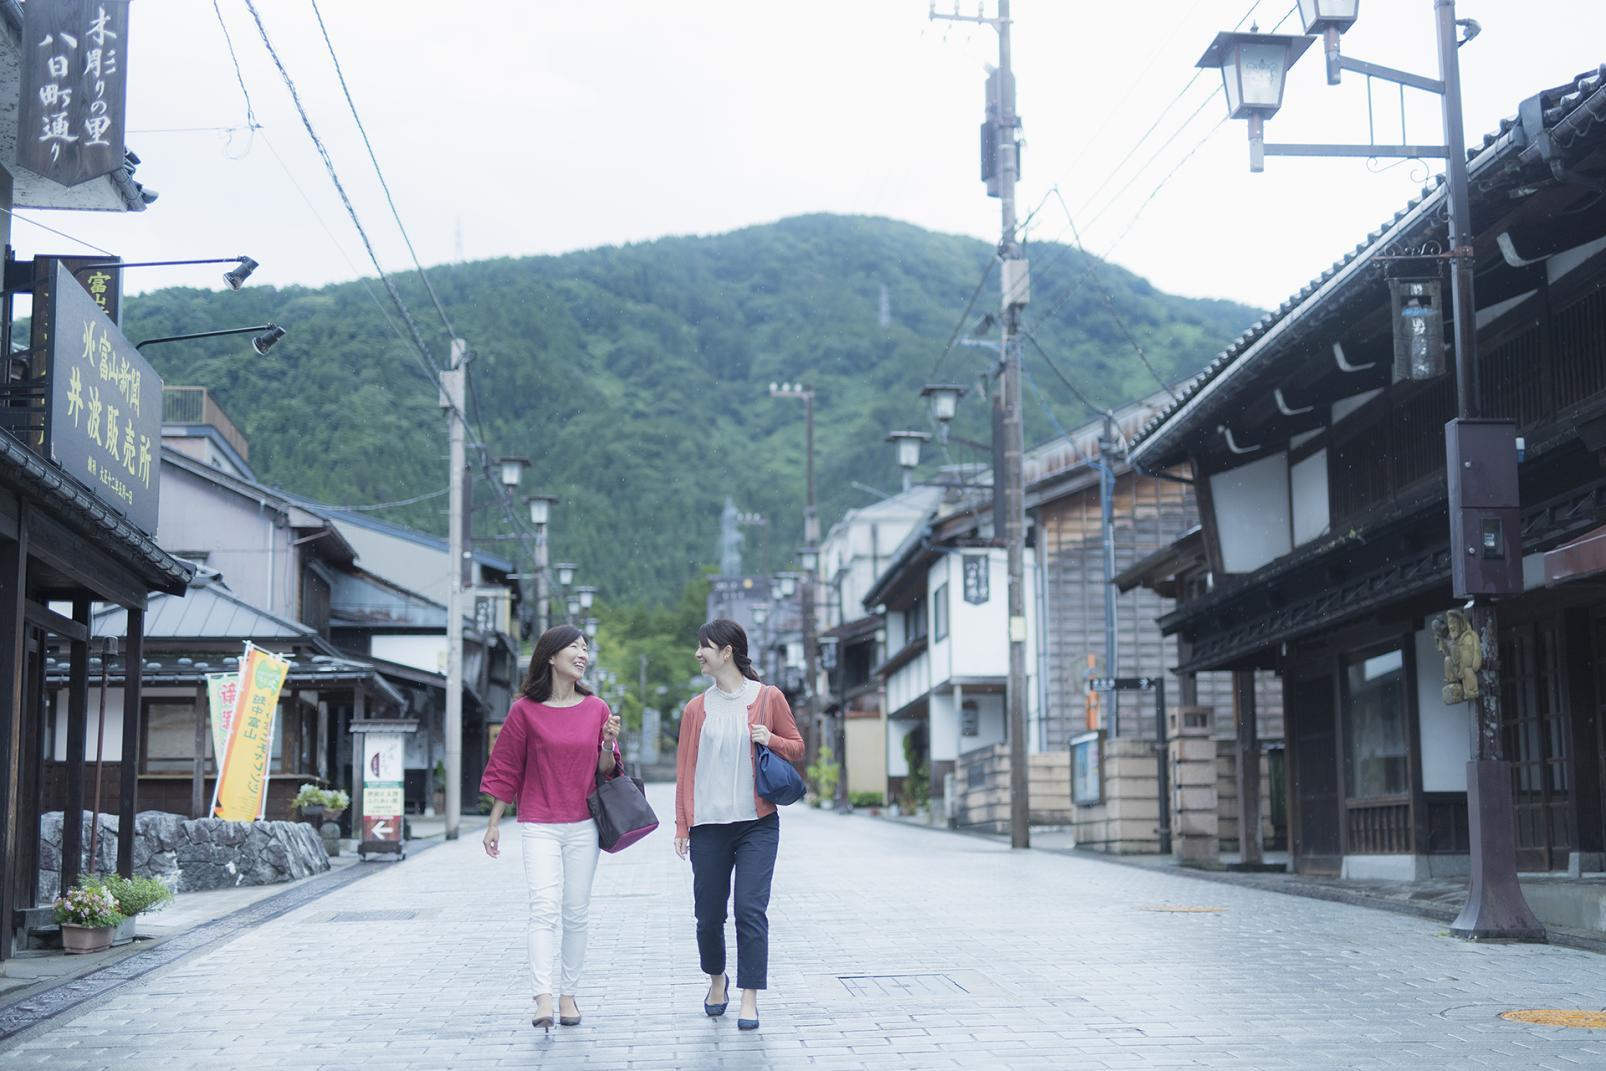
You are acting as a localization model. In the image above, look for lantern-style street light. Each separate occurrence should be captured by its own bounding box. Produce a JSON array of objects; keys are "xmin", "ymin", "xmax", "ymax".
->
[
  {"xmin": 526, "ymin": 493, "xmax": 557, "ymax": 527},
  {"xmin": 555, "ymin": 562, "xmax": 577, "ymax": 587},
  {"xmin": 920, "ymin": 383, "xmax": 966, "ymax": 438},
  {"xmin": 1189, "ymin": 1, "xmax": 1536, "ymax": 941},
  {"xmin": 776, "ymin": 572, "xmax": 798, "ymax": 599},
  {"xmin": 1297, "ymin": 0, "xmax": 1361, "ymax": 83},
  {"xmin": 577, "ymin": 585, "xmax": 598, "ymax": 611},
  {"xmin": 799, "ymin": 545, "xmax": 819, "ymax": 574},
  {"xmin": 1195, "ymin": 31, "xmax": 1313, "ymax": 171},
  {"xmin": 584, "ymin": 617, "xmax": 599, "ymax": 640},
  {"xmin": 567, "ymin": 597, "xmax": 582, "ymax": 620},
  {"xmin": 499, "ymin": 456, "xmax": 531, "ymax": 489},
  {"xmin": 752, "ymin": 603, "xmax": 769, "ymax": 627},
  {"xmin": 886, "ymin": 430, "xmax": 932, "ymax": 492}
]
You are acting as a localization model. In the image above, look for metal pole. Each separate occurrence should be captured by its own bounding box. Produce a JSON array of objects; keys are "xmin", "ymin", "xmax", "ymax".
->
[
  {"xmin": 803, "ymin": 390, "xmax": 822, "ymax": 776},
  {"xmin": 442, "ymin": 339, "xmax": 467, "ymax": 841},
  {"xmin": 87, "ymin": 641, "xmax": 112, "ymax": 873},
  {"xmin": 535, "ymin": 526, "xmax": 550, "ymax": 636},
  {"xmin": 997, "ymin": 0, "xmax": 1031, "ymax": 850},
  {"xmin": 1154, "ymin": 676, "xmax": 1171, "ymax": 855},
  {"xmin": 1100, "ymin": 415, "xmax": 1118, "ymax": 740},
  {"xmin": 1435, "ymin": 0, "xmax": 1542, "ymax": 941}
]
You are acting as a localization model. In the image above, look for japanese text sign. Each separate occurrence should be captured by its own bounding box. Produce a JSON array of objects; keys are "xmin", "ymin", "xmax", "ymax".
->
[
  {"xmin": 19, "ymin": 0, "xmax": 131, "ymax": 186},
  {"xmin": 361, "ymin": 733, "xmax": 405, "ymax": 843},
  {"xmin": 205, "ymin": 672, "xmax": 240, "ymax": 764},
  {"xmin": 210, "ymin": 644, "xmax": 290, "ymax": 822},
  {"xmin": 44, "ymin": 260, "xmax": 161, "ymax": 532},
  {"xmin": 962, "ymin": 553, "xmax": 991, "ymax": 605}
]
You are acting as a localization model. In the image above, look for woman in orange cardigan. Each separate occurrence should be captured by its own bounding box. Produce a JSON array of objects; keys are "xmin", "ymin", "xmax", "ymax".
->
[{"xmin": 674, "ymin": 619, "xmax": 804, "ymax": 1031}]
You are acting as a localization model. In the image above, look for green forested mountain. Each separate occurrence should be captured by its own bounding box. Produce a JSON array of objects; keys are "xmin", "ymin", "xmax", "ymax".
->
[{"xmin": 123, "ymin": 214, "xmax": 1256, "ymax": 605}]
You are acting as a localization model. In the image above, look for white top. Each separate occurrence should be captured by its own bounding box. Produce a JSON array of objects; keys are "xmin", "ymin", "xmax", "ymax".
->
[{"xmin": 694, "ymin": 678, "xmax": 762, "ymax": 825}]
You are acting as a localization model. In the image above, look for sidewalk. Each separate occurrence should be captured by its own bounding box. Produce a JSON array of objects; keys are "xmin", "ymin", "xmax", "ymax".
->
[{"xmin": 855, "ymin": 809, "xmax": 1606, "ymax": 954}]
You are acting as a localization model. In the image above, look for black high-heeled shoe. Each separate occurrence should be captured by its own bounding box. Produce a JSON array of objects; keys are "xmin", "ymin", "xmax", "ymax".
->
[{"xmin": 704, "ymin": 974, "xmax": 730, "ymax": 1017}]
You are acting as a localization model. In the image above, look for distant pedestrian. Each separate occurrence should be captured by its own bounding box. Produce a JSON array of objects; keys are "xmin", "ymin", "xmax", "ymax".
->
[
  {"xmin": 674, "ymin": 619, "xmax": 804, "ymax": 1031},
  {"xmin": 481, "ymin": 624, "xmax": 622, "ymax": 1032}
]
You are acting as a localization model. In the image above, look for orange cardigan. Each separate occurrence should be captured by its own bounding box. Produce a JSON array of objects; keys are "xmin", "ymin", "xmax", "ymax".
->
[{"xmin": 674, "ymin": 683, "xmax": 805, "ymax": 838}]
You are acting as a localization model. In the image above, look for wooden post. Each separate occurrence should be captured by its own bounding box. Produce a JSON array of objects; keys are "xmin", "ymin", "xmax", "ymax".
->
[
  {"xmin": 0, "ymin": 506, "xmax": 30, "ymax": 961},
  {"xmin": 61, "ymin": 597, "xmax": 91, "ymax": 894},
  {"xmin": 117, "ymin": 609, "xmax": 143, "ymax": 878},
  {"xmin": 316, "ymin": 699, "xmax": 329, "ymax": 783},
  {"xmin": 191, "ymin": 682, "xmax": 207, "ymax": 818},
  {"xmin": 350, "ymin": 686, "xmax": 365, "ymax": 839},
  {"xmin": 1233, "ymin": 670, "xmax": 1263, "ymax": 866}
]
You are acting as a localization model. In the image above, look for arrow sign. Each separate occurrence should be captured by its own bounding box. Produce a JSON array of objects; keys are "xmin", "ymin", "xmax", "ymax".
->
[{"xmin": 1088, "ymin": 676, "xmax": 1156, "ymax": 692}]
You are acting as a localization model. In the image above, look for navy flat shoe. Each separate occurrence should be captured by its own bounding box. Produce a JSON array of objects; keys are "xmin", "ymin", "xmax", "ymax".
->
[
  {"xmin": 704, "ymin": 974, "xmax": 730, "ymax": 1017},
  {"xmin": 737, "ymin": 1016, "xmax": 759, "ymax": 1031}
]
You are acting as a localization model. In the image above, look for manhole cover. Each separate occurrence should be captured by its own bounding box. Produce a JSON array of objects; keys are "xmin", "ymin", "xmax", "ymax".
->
[
  {"xmin": 326, "ymin": 910, "xmax": 418, "ymax": 922},
  {"xmin": 1501, "ymin": 1009, "xmax": 1606, "ymax": 1029},
  {"xmin": 838, "ymin": 974, "xmax": 968, "ymax": 997},
  {"xmin": 1139, "ymin": 905, "xmax": 1225, "ymax": 913}
]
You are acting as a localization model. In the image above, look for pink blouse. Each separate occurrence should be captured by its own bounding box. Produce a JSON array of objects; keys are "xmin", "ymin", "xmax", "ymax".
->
[{"xmin": 480, "ymin": 695, "xmax": 621, "ymax": 823}]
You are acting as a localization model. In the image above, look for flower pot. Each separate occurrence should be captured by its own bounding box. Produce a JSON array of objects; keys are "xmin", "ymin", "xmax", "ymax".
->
[
  {"xmin": 110, "ymin": 915, "xmax": 138, "ymax": 947},
  {"xmin": 61, "ymin": 922, "xmax": 116, "ymax": 954},
  {"xmin": 300, "ymin": 804, "xmax": 326, "ymax": 826}
]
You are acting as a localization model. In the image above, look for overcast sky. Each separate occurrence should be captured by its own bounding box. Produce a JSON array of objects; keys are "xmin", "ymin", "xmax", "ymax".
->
[{"xmin": 22, "ymin": 0, "xmax": 1606, "ymax": 317}]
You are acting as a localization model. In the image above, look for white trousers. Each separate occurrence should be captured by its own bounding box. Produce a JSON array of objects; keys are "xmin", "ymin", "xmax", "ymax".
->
[{"xmin": 520, "ymin": 819, "xmax": 600, "ymax": 997}]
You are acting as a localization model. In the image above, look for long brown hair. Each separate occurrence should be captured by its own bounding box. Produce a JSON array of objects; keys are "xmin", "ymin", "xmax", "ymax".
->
[
  {"xmin": 519, "ymin": 625, "xmax": 595, "ymax": 702},
  {"xmin": 698, "ymin": 619, "xmax": 761, "ymax": 681}
]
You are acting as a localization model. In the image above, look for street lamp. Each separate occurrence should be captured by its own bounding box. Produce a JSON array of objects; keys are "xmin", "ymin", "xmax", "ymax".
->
[
  {"xmin": 886, "ymin": 430, "xmax": 932, "ymax": 492},
  {"xmin": 567, "ymin": 597, "xmax": 581, "ymax": 620},
  {"xmin": 1297, "ymin": 0, "xmax": 1361, "ymax": 83},
  {"xmin": 71, "ymin": 254, "xmax": 260, "ymax": 291},
  {"xmin": 752, "ymin": 603, "xmax": 769, "ymax": 626},
  {"xmin": 1192, "ymin": 2, "xmax": 1537, "ymax": 941},
  {"xmin": 584, "ymin": 617, "xmax": 599, "ymax": 640},
  {"xmin": 136, "ymin": 323, "xmax": 286, "ymax": 355},
  {"xmin": 554, "ymin": 562, "xmax": 577, "ymax": 587},
  {"xmin": 921, "ymin": 383, "xmax": 966, "ymax": 440},
  {"xmin": 499, "ymin": 456, "xmax": 530, "ymax": 489},
  {"xmin": 527, "ymin": 494, "xmax": 557, "ymax": 528},
  {"xmin": 799, "ymin": 545, "xmax": 819, "ymax": 573},
  {"xmin": 577, "ymin": 585, "xmax": 598, "ymax": 611},
  {"xmin": 776, "ymin": 572, "xmax": 798, "ymax": 599},
  {"xmin": 1195, "ymin": 31, "xmax": 1314, "ymax": 171}
]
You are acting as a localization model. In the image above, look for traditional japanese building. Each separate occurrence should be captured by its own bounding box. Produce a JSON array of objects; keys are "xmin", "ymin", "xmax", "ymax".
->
[{"xmin": 1126, "ymin": 67, "xmax": 1606, "ymax": 878}]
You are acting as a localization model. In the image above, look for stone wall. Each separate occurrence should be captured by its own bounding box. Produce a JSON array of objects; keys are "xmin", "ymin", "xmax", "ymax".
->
[
  {"xmin": 952, "ymin": 744, "xmax": 1076, "ymax": 832},
  {"xmin": 1069, "ymin": 738, "xmax": 1163, "ymax": 854},
  {"xmin": 38, "ymin": 811, "xmax": 330, "ymax": 902}
]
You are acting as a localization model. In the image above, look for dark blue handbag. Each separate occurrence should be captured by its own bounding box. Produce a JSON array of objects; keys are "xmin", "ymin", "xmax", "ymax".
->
[{"xmin": 753, "ymin": 688, "xmax": 806, "ymax": 805}]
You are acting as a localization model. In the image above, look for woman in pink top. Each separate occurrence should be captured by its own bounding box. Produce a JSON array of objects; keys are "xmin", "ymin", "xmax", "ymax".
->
[{"xmin": 481, "ymin": 624, "xmax": 621, "ymax": 1032}]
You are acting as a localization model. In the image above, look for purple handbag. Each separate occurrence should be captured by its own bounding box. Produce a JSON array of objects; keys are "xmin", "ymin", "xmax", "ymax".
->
[{"xmin": 586, "ymin": 752, "xmax": 659, "ymax": 853}]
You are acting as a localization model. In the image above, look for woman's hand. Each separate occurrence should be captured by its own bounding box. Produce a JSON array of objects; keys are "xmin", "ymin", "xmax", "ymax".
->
[
  {"xmin": 750, "ymin": 724, "xmax": 772, "ymax": 747},
  {"xmin": 674, "ymin": 836, "xmax": 690, "ymax": 859},
  {"xmin": 482, "ymin": 821, "xmax": 500, "ymax": 859},
  {"xmin": 603, "ymin": 714, "xmax": 621, "ymax": 748}
]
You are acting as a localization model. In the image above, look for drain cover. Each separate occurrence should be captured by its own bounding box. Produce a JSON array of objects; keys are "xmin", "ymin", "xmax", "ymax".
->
[
  {"xmin": 1139, "ymin": 905, "xmax": 1225, "ymax": 913},
  {"xmin": 326, "ymin": 910, "xmax": 418, "ymax": 922},
  {"xmin": 838, "ymin": 974, "xmax": 968, "ymax": 997},
  {"xmin": 1501, "ymin": 1009, "xmax": 1606, "ymax": 1029}
]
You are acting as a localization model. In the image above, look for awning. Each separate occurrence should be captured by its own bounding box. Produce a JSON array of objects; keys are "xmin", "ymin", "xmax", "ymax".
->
[{"xmin": 1545, "ymin": 523, "xmax": 1606, "ymax": 586}]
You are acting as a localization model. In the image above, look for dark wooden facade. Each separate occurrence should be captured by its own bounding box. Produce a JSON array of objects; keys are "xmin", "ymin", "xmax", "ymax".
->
[{"xmin": 1128, "ymin": 69, "xmax": 1606, "ymax": 877}]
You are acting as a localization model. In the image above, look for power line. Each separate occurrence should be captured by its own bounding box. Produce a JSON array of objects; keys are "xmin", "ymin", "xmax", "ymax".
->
[
  {"xmin": 1049, "ymin": 188, "xmax": 1178, "ymax": 400},
  {"xmin": 0, "ymin": 205, "xmax": 114, "ymax": 255},
  {"xmin": 1021, "ymin": 329, "xmax": 1108, "ymax": 417},
  {"xmin": 239, "ymin": 0, "xmax": 441, "ymax": 389},
  {"xmin": 308, "ymin": 0, "xmax": 457, "ymax": 343},
  {"xmin": 320, "ymin": 486, "xmax": 449, "ymax": 511},
  {"xmin": 928, "ymin": 256, "xmax": 998, "ymax": 381},
  {"xmin": 212, "ymin": 0, "xmax": 260, "ymax": 133}
]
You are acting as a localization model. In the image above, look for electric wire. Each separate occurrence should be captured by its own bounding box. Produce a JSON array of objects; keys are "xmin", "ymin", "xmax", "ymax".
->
[
  {"xmin": 927, "ymin": 257, "xmax": 998, "ymax": 381},
  {"xmin": 1021, "ymin": 329, "xmax": 1109, "ymax": 417},
  {"xmin": 212, "ymin": 0, "xmax": 261, "ymax": 133},
  {"xmin": 0, "ymin": 205, "xmax": 114, "ymax": 256},
  {"xmin": 320, "ymin": 486, "xmax": 450, "ymax": 512},
  {"xmin": 239, "ymin": 0, "xmax": 440, "ymax": 388},
  {"xmin": 308, "ymin": 0, "xmax": 457, "ymax": 343}
]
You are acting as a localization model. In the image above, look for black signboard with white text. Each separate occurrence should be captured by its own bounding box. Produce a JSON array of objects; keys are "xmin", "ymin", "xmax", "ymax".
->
[
  {"xmin": 962, "ymin": 553, "xmax": 990, "ymax": 605},
  {"xmin": 40, "ymin": 261, "xmax": 162, "ymax": 532},
  {"xmin": 19, "ymin": 0, "xmax": 131, "ymax": 186}
]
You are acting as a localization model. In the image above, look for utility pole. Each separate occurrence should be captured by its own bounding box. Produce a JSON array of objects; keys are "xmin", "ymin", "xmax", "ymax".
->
[
  {"xmin": 535, "ymin": 526, "xmax": 550, "ymax": 636},
  {"xmin": 441, "ymin": 338, "xmax": 467, "ymax": 841},
  {"xmin": 771, "ymin": 383, "xmax": 822, "ymax": 772},
  {"xmin": 1099, "ymin": 413, "xmax": 1118, "ymax": 738},
  {"xmin": 933, "ymin": 0, "xmax": 1031, "ymax": 848}
]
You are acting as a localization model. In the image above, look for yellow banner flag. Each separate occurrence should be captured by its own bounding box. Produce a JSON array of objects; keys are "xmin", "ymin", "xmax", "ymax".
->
[{"xmin": 210, "ymin": 644, "xmax": 291, "ymax": 821}]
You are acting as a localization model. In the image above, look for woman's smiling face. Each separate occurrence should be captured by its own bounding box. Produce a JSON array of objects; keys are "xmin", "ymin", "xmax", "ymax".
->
[{"xmin": 550, "ymin": 636, "xmax": 589, "ymax": 680}]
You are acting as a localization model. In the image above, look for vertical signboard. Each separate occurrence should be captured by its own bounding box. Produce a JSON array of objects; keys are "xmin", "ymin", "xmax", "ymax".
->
[
  {"xmin": 361, "ymin": 732, "xmax": 406, "ymax": 847},
  {"xmin": 19, "ymin": 0, "xmax": 132, "ymax": 186},
  {"xmin": 962, "ymin": 553, "xmax": 991, "ymax": 605},
  {"xmin": 40, "ymin": 261, "xmax": 162, "ymax": 532},
  {"xmin": 206, "ymin": 671, "xmax": 240, "ymax": 765}
]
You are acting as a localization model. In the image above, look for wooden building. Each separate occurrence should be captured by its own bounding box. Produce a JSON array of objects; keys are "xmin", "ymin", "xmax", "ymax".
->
[{"xmin": 1126, "ymin": 68, "xmax": 1606, "ymax": 878}]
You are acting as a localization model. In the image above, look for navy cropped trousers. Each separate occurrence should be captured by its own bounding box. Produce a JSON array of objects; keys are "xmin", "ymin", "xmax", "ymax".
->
[{"xmin": 689, "ymin": 811, "xmax": 779, "ymax": 990}]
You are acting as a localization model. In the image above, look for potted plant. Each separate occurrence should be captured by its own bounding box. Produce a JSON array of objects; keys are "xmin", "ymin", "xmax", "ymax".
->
[
  {"xmin": 54, "ymin": 879, "xmax": 123, "ymax": 954},
  {"xmin": 99, "ymin": 874, "xmax": 175, "ymax": 945},
  {"xmin": 807, "ymin": 744, "xmax": 841, "ymax": 810},
  {"xmin": 292, "ymin": 782, "xmax": 327, "ymax": 825}
]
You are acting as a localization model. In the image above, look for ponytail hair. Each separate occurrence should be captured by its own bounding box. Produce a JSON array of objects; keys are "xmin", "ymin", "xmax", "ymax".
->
[{"xmin": 698, "ymin": 619, "xmax": 761, "ymax": 681}]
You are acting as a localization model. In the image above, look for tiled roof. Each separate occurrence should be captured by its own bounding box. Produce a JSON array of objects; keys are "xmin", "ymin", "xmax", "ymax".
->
[
  {"xmin": 1127, "ymin": 66, "xmax": 1606, "ymax": 466},
  {"xmin": 92, "ymin": 570, "xmax": 313, "ymax": 641}
]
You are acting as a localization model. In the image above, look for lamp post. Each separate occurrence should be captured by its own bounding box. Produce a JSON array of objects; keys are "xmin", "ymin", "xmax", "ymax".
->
[
  {"xmin": 820, "ymin": 634, "xmax": 848, "ymax": 812},
  {"xmin": 577, "ymin": 585, "xmax": 598, "ymax": 612},
  {"xmin": 527, "ymin": 493, "xmax": 557, "ymax": 636},
  {"xmin": 71, "ymin": 254, "xmax": 260, "ymax": 291},
  {"xmin": 886, "ymin": 431, "xmax": 931, "ymax": 492},
  {"xmin": 1196, "ymin": 1, "xmax": 1541, "ymax": 940},
  {"xmin": 136, "ymin": 323, "xmax": 286, "ymax": 354},
  {"xmin": 771, "ymin": 381, "xmax": 823, "ymax": 772}
]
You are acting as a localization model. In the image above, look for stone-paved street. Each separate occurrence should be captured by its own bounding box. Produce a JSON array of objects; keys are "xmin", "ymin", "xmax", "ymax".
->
[{"xmin": 4, "ymin": 783, "xmax": 1606, "ymax": 1070}]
